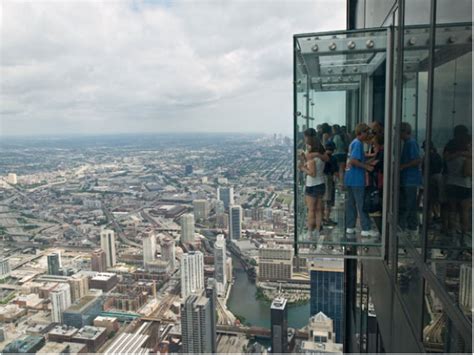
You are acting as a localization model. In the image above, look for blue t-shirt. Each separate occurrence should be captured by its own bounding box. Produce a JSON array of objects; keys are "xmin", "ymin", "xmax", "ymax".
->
[
  {"xmin": 344, "ymin": 138, "xmax": 365, "ymax": 187},
  {"xmin": 400, "ymin": 137, "xmax": 422, "ymax": 186}
]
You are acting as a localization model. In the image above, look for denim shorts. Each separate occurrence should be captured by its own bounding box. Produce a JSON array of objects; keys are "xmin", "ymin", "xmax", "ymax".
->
[{"xmin": 305, "ymin": 183, "xmax": 326, "ymax": 198}]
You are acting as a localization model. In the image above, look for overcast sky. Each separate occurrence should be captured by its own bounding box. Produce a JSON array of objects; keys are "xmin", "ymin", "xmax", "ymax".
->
[{"xmin": 1, "ymin": 0, "xmax": 345, "ymax": 136}]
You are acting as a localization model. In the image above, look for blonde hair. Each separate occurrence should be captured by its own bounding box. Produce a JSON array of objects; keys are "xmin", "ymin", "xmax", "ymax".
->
[{"xmin": 355, "ymin": 123, "xmax": 369, "ymax": 136}]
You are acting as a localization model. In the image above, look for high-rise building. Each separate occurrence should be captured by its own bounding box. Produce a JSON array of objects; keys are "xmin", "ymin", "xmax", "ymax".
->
[
  {"xmin": 214, "ymin": 199, "xmax": 225, "ymax": 215},
  {"xmin": 47, "ymin": 253, "xmax": 61, "ymax": 276},
  {"xmin": 258, "ymin": 244, "xmax": 294, "ymax": 281},
  {"xmin": 91, "ymin": 249, "xmax": 107, "ymax": 272},
  {"xmin": 68, "ymin": 275, "xmax": 89, "ymax": 303},
  {"xmin": 0, "ymin": 258, "xmax": 10, "ymax": 280},
  {"xmin": 142, "ymin": 231, "xmax": 156, "ymax": 265},
  {"xmin": 100, "ymin": 229, "xmax": 116, "ymax": 268},
  {"xmin": 160, "ymin": 237, "xmax": 175, "ymax": 271},
  {"xmin": 309, "ymin": 259, "xmax": 344, "ymax": 344},
  {"xmin": 205, "ymin": 278, "xmax": 218, "ymax": 353},
  {"xmin": 217, "ymin": 186, "xmax": 234, "ymax": 210},
  {"xmin": 180, "ymin": 293, "xmax": 214, "ymax": 354},
  {"xmin": 7, "ymin": 173, "xmax": 17, "ymax": 185},
  {"xmin": 63, "ymin": 295, "xmax": 103, "ymax": 329},
  {"xmin": 271, "ymin": 296, "xmax": 288, "ymax": 354},
  {"xmin": 213, "ymin": 234, "xmax": 227, "ymax": 295},
  {"xmin": 193, "ymin": 199, "xmax": 209, "ymax": 221},
  {"xmin": 300, "ymin": 312, "xmax": 343, "ymax": 353},
  {"xmin": 180, "ymin": 251, "xmax": 204, "ymax": 299},
  {"xmin": 50, "ymin": 283, "xmax": 72, "ymax": 323},
  {"xmin": 185, "ymin": 164, "xmax": 193, "ymax": 175},
  {"xmin": 180, "ymin": 213, "xmax": 195, "ymax": 244},
  {"xmin": 229, "ymin": 205, "xmax": 242, "ymax": 240}
]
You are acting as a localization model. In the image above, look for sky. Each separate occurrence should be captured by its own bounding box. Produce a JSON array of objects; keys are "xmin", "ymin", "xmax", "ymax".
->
[{"xmin": 0, "ymin": 0, "xmax": 346, "ymax": 136}]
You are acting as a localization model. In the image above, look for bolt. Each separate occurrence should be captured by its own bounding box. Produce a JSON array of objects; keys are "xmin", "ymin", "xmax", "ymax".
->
[
  {"xmin": 408, "ymin": 37, "xmax": 416, "ymax": 46},
  {"xmin": 329, "ymin": 42, "xmax": 337, "ymax": 51},
  {"xmin": 311, "ymin": 44, "xmax": 319, "ymax": 52},
  {"xmin": 347, "ymin": 41, "xmax": 356, "ymax": 49},
  {"xmin": 448, "ymin": 35, "xmax": 457, "ymax": 43},
  {"xmin": 366, "ymin": 39, "xmax": 374, "ymax": 48}
]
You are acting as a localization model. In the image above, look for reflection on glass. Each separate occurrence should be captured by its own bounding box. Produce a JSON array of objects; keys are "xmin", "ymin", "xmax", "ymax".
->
[{"xmin": 423, "ymin": 283, "xmax": 469, "ymax": 352}]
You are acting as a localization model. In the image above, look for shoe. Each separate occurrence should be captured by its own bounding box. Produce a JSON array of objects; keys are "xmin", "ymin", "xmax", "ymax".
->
[
  {"xmin": 361, "ymin": 230, "xmax": 379, "ymax": 237},
  {"xmin": 346, "ymin": 228, "xmax": 356, "ymax": 234}
]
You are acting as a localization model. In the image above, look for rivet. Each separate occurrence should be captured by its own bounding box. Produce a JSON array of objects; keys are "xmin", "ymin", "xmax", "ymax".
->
[
  {"xmin": 341, "ymin": 68, "xmax": 346, "ymax": 73},
  {"xmin": 306, "ymin": 37, "xmax": 311, "ymax": 41},
  {"xmin": 347, "ymin": 41, "xmax": 356, "ymax": 49},
  {"xmin": 353, "ymin": 68, "xmax": 358, "ymax": 73},
  {"xmin": 448, "ymin": 35, "xmax": 457, "ymax": 43},
  {"xmin": 314, "ymin": 36, "xmax": 320, "ymax": 40},
  {"xmin": 338, "ymin": 76, "xmax": 343, "ymax": 82},
  {"xmin": 296, "ymin": 111, "xmax": 302, "ymax": 116},
  {"xmin": 366, "ymin": 39, "xmax": 374, "ymax": 48},
  {"xmin": 408, "ymin": 37, "xmax": 416, "ymax": 46},
  {"xmin": 329, "ymin": 42, "xmax": 337, "ymax": 51},
  {"xmin": 312, "ymin": 44, "xmax": 319, "ymax": 52},
  {"xmin": 328, "ymin": 69, "xmax": 333, "ymax": 74}
]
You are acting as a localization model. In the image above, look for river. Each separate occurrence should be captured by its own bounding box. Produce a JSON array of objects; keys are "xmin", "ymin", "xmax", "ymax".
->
[{"xmin": 227, "ymin": 254, "xmax": 310, "ymax": 329}]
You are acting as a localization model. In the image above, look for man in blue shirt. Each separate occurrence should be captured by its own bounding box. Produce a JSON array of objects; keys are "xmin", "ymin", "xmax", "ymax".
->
[
  {"xmin": 344, "ymin": 123, "xmax": 378, "ymax": 237},
  {"xmin": 399, "ymin": 122, "xmax": 422, "ymax": 232}
]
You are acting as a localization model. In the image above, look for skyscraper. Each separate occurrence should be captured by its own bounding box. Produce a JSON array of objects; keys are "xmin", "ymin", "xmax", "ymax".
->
[
  {"xmin": 160, "ymin": 237, "xmax": 176, "ymax": 271},
  {"xmin": 229, "ymin": 205, "xmax": 242, "ymax": 240},
  {"xmin": 217, "ymin": 186, "xmax": 234, "ymax": 210},
  {"xmin": 91, "ymin": 249, "xmax": 107, "ymax": 272},
  {"xmin": 180, "ymin": 293, "xmax": 214, "ymax": 354},
  {"xmin": 309, "ymin": 259, "xmax": 344, "ymax": 344},
  {"xmin": 180, "ymin": 251, "xmax": 204, "ymax": 299},
  {"xmin": 193, "ymin": 199, "xmax": 209, "ymax": 221},
  {"xmin": 142, "ymin": 231, "xmax": 156, "ymax": 265},
  {"xmin": 100, "ymin": 229, "xmax": 116, "ymax": 268},
  {"xmin": 50, "ymin": 283, "xmax": 72, "ymax": 323},
  {"xmin": 68, "ymin": 275, "xmax": 89, "ymax": 303},
  {"xmin": 271, "ymin": 296, "xmax": 288, "ymax": 353},
  {"xmin": 205, "ymin": 278, "xmax": 218, "ymax": 353},
  {"xmin": 213, "ymin": 234, "xmax": 227, "ymax": 296},
  {"xmin": 180, "ymin": 213, "xmax": 195, "ymax": 244},
  {"xmin": 47, "ymin": 253, "xmax": 61, "ymax": 275}
]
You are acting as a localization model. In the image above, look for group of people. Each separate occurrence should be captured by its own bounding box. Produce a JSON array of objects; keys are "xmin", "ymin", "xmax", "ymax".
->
[{"xmin": 299, "ymin": 119, "xmax": 472, "ymax": 243}]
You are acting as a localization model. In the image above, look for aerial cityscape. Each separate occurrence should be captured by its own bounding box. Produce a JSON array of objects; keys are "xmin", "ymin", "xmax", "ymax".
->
[{"xmin": 0, "ymin": 133, "xmax": 335, "ymax": 353}]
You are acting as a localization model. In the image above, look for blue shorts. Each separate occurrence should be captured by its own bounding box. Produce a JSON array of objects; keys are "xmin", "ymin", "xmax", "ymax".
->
[{"xmin": 305, "ymin": 184, "xmax": 326, "ymax": 198}]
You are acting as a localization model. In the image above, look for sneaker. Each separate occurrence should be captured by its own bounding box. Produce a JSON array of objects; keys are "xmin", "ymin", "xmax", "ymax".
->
[
  {"xmin": 361, "ymin": 230, "xmax": 379, "ymax": 237},
  {"xmin": 346, "ymin": 228, "xmax": 356, "ymax": 234}
]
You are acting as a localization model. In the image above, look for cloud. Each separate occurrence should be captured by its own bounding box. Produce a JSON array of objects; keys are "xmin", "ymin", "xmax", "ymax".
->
[{"xmin": 0, "ymin": 0, "xmax": 346, "ymax": 136}]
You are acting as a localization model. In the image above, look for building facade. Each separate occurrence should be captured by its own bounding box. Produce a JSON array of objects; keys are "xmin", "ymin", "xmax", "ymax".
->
[
  {"xmin": 50, "ymin": 283, "xmax": 72, "ymax": 324},
  {"xmin": 100, "ymin": 229, "xmax": 116, "ymax": 268},
  {"xmin": 91, "ymin": 249, "xmax": 107, "ymax": 273},
  {"xmin": 217, "ymin": 186, "xmax": 234, "ymax": 210},
  {"xmin": 0, "ymin": 258, "xmax": 10, "ymax": 280},
  {"xmin": 193, "ymin": 199, "xmax": 209, "ymax": 221},
  {"xmin": 228, "ymin": 205, "xmax": 242, "ymax": 240},
  {"xmin": 213, "ymin": 234, "xmax": 227, "ymax": 295},
  {"xmin": 160, "ymin": 237, "xmax": 176, "ymax": 271},
  {"xmin": 294, "ymin": 1, "xmax": 472, "ymax": 352},
  {"xmin": 142, "ymin": 231, "xmax": 156, "ymax": 265},
  {"xmin": 47, "ymin": 253, "xmax": 61, "ymax": 276},
  {"xmin": 270, "ymin": 297, "xmax": 288, "ymax": 353},
  {"xmin": 180, "ymin": 251, "xmax": 204, "ymax": 299},
  {"xmin": 309, "ymin": 259, "xmax": 344, "ymax": 344},
  {"xmin": 180, "ymin": 213, "xmax": 195, "ymax": 244},
  {"xmin": 180, "ymin": 293, "xmax": 214, "ymax": 354},
  {"xmin": 258, "ymin": 244, "xmax": 294, "ymax": 281}
]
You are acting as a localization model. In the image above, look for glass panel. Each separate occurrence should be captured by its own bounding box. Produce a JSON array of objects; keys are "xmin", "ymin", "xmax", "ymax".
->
[
  {"xmin": 423, "ymin": 283, "xmax": 470, "ymax": 352},
  {"xmin": 426, "ymin": 17, "xmax": 472, "ymax": 319},
  {"xmin": 294, "ymin": 29, "xmax": 388, "ymax": 259}
]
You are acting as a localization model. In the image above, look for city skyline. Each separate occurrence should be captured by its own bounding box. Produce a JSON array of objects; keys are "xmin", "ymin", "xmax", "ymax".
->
[{"xmin": 1, "ymin": 0, "xmax": 345, "ymax": 136}]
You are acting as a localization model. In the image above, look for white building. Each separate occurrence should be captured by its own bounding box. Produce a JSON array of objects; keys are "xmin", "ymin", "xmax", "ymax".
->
[
  {"xmin": 50, "ymin": 283, "xmax": 72, "ymax": 323},
  {"xmin": 180, "ymin": 214, "xmax": 195, "ymax": 244},
  {"xmin": 258, "ymin": 243, "xmax": 294, "ymax": 281},
  {"xmin": 213, "ymin": 235, "xmax": 227, "ymax": 296},
  {"xmin": 217, "ymin": 187, "xmax": 234, "ymax": 210},
  {"xmin": 229, "ymin": 205, "xmax": 242, "ymax": 240},
  {"xmin": 0, "ymin": 259, "xmax": 11, "ymax": 280},
  {"xmin": 181, "ymin": 251, "xmax": 204, "ymax": 299},
  {"xmin": 193, "ymin": 200, "xmax": 209, "ymax": 221},
  {"xmin": 142, "ymin": 231, "xmax": 156, "ymax": 265},
  {"xmin": 100, "ymin": 229, "xmax": 116, "ymax": 268},
  {"xmin": 301, "ymin": 312, "xmax": 343, "ymax": 354},
  {"xmin": 160, "ymin": 237, "xmax": 176, "ymax": 271},
  {"xmin": 7, "ymin": 173, "xmax": 17, "ymax": 185}
]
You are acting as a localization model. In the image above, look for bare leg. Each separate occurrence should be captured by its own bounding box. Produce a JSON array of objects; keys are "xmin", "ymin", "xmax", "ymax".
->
[
  {"xmin": 305, "ymin": 195, "xmax": 316, "ymax": 234},
  {"xmin": 314, "ymin": 197, "xmax": 323, "ymax": 233}
]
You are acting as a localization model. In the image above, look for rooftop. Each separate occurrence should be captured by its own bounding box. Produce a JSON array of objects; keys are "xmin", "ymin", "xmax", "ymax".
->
[{"xmin": 271, "ymin": 297, "xmax": 287, "ymax": 310}]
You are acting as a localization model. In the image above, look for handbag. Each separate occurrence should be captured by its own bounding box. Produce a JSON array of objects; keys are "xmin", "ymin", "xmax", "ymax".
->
[{"xmin": 363, "ymin": 173, "xmax": 382, "ymax": 213}]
